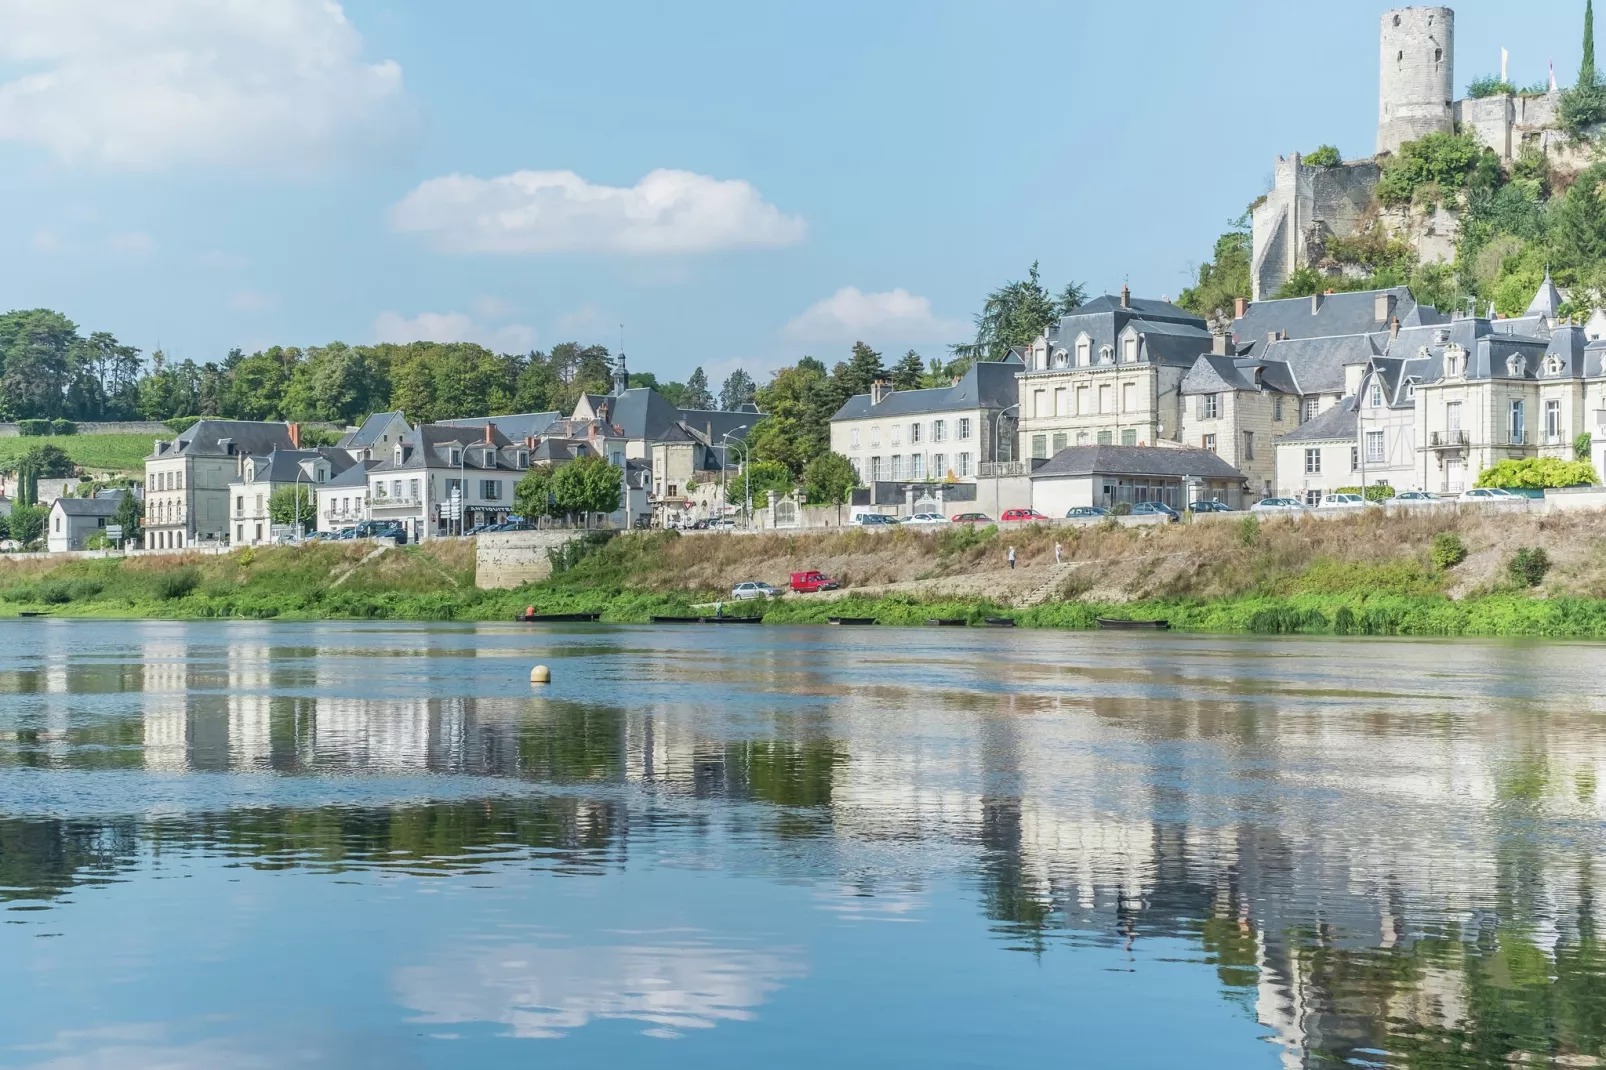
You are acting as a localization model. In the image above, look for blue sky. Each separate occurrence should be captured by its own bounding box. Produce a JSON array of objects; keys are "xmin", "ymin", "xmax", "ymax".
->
[{"xmin": 0, "ymin": 0, "xmax": 1587, "ymax": 386}]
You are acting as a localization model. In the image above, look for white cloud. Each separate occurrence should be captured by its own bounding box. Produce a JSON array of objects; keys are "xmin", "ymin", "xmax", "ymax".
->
[
  {"xmin": 0, "ymin": 0, "xmax": 407, "ymax": 171},
  {"xmin": 782, "ymin": 287, "xmax": 969, "ymax": 346},
  {"xmin": 372, "ymin": 310, "xmax": 535, "ymax": 353},
  {"xmin": 390, "ymin": 168, "xmax": 805, "ymax": 255}
]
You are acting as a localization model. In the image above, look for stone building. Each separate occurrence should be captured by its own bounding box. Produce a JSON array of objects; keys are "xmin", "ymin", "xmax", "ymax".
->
[
  {"xmin": 1178, "ymin": 355, "xmax": 1298, "ymax": 500},
  {"xmin": 144, "ymin": 419, "xmax": 297, "ymax": 549},
  {"xmin": 1377, "ymin": 7, "xmax": 1455, "ymax": 157},
  {"xmin": 226, "ymin": 447, "xmax": 354, "ymax": 546}
]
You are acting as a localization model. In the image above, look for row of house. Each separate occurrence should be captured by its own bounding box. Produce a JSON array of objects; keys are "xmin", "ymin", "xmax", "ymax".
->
[
  {"xmin": 826, "ymin": 277, "xmax": 1602, "ymax": 513},
  {"xmin": 140, "ymin": 359, "xmax": 759, "ymax": 547}
]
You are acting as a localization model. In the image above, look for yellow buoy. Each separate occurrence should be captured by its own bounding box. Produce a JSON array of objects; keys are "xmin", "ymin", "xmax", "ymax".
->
[{"xmin": 529, "ymin": 665, "xmax": 551, "ymax": 684}]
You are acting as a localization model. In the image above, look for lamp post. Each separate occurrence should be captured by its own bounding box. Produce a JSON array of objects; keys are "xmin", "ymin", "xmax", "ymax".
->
[
  {"xmin": 721, "ymin": 427, "xmax": 749, "ymax": 527},
  {"xmin": 293, "ymin": 463, "xmax": 304, "ymax": 541}
]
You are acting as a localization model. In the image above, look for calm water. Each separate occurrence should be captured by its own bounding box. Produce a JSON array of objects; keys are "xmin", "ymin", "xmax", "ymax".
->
[{"xmin": 1, "ymin": 621, "xmax": 1604, "ymax": 1068}]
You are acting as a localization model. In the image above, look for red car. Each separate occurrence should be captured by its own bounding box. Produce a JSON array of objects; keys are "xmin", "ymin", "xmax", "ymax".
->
[
  {"xmin": 789, "ymin": 570, "xmax": 840, "ymax": 593},
  {"xmin": 1001, "ymin": 508, "xmax": 1048, "ymax": 522},
  {"xmin": 950, "ymin": 512, "xmax": 993, "ymax": 524}
]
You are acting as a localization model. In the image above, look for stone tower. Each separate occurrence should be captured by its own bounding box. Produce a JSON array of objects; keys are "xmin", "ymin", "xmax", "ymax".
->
[{"xmin": 1377, "ymin": 7, "xmax": 1455, "ymax": 156}]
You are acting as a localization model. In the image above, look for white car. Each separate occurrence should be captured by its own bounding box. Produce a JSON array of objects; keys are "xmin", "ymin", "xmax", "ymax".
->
[
  {"xmin": 1458, "ymin": 487, "xmax": 1526, "ymax": 504},
  {"xmin": 901, "ymin": 512, "xmax": 950, "ymax": 525},
  {"xmin": 1390, "ymin": 490, "xmax": 1441, "ymax": 506},
  {"xmin": 1317, "ymin": 493, "xmax": 1377, "ymax": 509},
  {"xmin": 730, "ymin": 581, "xmax": 778, "ymax": 601},
  {"xmin": 1250, "ymin": 497, "xmax": 1308, "ymax": 514}
]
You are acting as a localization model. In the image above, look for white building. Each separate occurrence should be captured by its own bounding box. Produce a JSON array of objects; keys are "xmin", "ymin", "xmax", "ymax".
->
[
  {"xmin": 46, "ymin": 493, "xmax": 126, "ymax": 552},
  {"xmin": 226, "ymin": 447, "xmax": 354, "ymax": 546},
  {"xmin": 144, "ymin": 419, "xmax": 296, "ymax": 549}
]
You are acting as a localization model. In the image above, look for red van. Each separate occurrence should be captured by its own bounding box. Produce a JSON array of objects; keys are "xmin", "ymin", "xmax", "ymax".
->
[
  {"xmin": 1001, "ymin": 508, "xmax": 1048, "ymax": 522},
  {"xmin": 789, "ymin": 570, "xmax": 839, "ymax": 593}
]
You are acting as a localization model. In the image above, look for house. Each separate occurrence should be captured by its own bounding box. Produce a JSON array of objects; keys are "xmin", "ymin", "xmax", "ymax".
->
[
  {"xmin": 648, "ymin": 422, "xmax": 728, "ymax": 528},
  {"xmin": 829, "ymin": 353, "xmax": 1021, "ymax": 484},
  {"xmin": 1028, "ymin": 445, "xmax": 1248, "ymax": 515},
  {"xmin": 47, "ymin": 492, "xmax": 125, "ymax": 553},
  {"xmin": 144, "ymin": 419, "xmax": 297, "ymax": 549},
  {"xmin": 316, "ymin": 459, "xmax": 381, "ymax": 533},
  {"xmin": 1178, "ymin": 352, "xmax": 1299, "ymax": 500},
  {"xmin": 1274, "ymin": 397, "xmax": 1362, "ymax": 504},
  {"xmin": 226, "ymin": 447, "xmax": 355, "ymax": 546},
  {"xmin": 366, "ymin": 422, "xmax": 532, "ymax": 541},
  {"xmin": 336, "ymin": 411, "xmax": 412, "ymax": 463}
]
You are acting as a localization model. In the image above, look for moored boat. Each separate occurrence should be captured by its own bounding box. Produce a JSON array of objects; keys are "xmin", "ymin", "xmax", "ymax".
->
[{"xmin": 1095, "ymin": 617, "xmax": 1170, "ymax": 630}]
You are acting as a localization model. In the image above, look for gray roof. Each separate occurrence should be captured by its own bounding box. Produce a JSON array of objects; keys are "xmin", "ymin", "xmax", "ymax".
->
[
  {"xmin": 1029, "ymin": 445, "xmax": 1246, "ymax": 482},
  {"xmin": 1067, "ymin": 294, "xmax": 1202, "ymax": 325},
  {"xmin": 322, "ymin": 459, "xmax": 381, "ymax": 489},
  {"xmin": 1276, "ymin": 397, "xmax": 1358, "ymax": 444},
  {"xmin": 237, "ymin": 447, "xmax": 355, "ymax": 484},
  {"xmin": 831, "ymin": 355, "xmax": 1021, "ymax": 421},
  {"xmin": 1257, "ymin": 332, "xmax": 1382, "ymax": 395},
  {"xmin": 1040, "ymin": 299, "xmax": 1210, "ymax": 369},
  {"xmin": 439, "ymin": 411, "xmax": 560, "ymax": 441},
  {"xmin": 150, "ymin": 419, "xmax": 295, "ymax": 460},
  {"xmin": 1232, "ymin": 287, "xmax": 1442, "ymax": 352},
  {"xmin": 53, "ymin": 493, "xmax": 124, "ymax": 517},
  {"xmin": 1527, "ymin": 269, "xmax": 1564, "ymax": 318},
  {"xmin": 370, "ymin": 423, "xmax": 528, "ymax": 474},
  {"xmin": 1180, "ymin": 355, "xmax": 1298, "ymax": 395},
  {"xmin": 341, "ymin": 411, "xmax": 407, "ymax": 450}
]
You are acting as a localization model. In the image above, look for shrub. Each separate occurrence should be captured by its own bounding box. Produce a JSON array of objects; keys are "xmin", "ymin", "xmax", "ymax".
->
[
  {"xmin": 1110, "ymin": 503, "xmax": 1133, "ymax": 516},
  {"xmin": 1335, "ymin": 485, "xmax": 1397, "ymax": 502},
  {"xmin": 1305, "ymin": 144, "xmax": 1342, "ymax": 167},
  {"xmin": 152, "ymin": 567, "xmax": 200, "ymax": 600},
  {"xmin": 15, "ymin": 419, "xmax": 52, "ymax": 437},
  {"xmin": 1431, "ymin": 532, "xmax": 1468, "ymax": 570},
  {"xmin": 1477, "ymin": 457, "xmax": 1598, "ymax": 488},
  {"xmin": 1560, "ymin": 83, "xmax": 1606, "ymax": 138},
  {"xmin": 1467, "ymin": 75, "xmax": 1517, "ymax": 99},
  {"xmin": 1376, "ymin": 132, "xmax": 1486, "ymax": 205},
  {"xmin": 1238, "ymin": 515, "xmax": 1260, "ymax": 547},
  {"xmin": 1577, "ymin": 432, "xmax": 1594, "ymax": 461},
  {"xmin": 49, "ymin": 419, "xmax": 77, "ymax": 436},
  {"xmin": 1508, "ymin": 547, "xmax": 1552, "ymax": 587}
]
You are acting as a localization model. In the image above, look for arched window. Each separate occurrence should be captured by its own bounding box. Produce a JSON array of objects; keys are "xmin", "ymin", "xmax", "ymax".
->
[
  {"xmin": 1053, "ymin": 349, "xmax": 1068, "ymax": 368},
  {"xmin": 1098, "ymin": 345, "xmax": 1113, "ymax": 365},
  {"xmin": 1545, "ymin": 355, "xmax": 1564, "ymax": 376},
  {"xmin": 1506, "ymin": 354, "xmax": 1526, "ymax": 378}
]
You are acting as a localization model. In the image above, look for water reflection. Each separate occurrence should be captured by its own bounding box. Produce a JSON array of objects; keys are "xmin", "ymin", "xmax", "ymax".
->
[{"xmin": 1, "ymin": 621, "xmax": 1605, "ymax": 1066}]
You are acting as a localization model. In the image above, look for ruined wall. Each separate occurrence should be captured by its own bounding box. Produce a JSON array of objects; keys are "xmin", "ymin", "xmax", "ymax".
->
[
  {"xmin": 1251, "ymin": 158, "xmax": 1381, "ymax": 300},
  {"xmin": 474, "ymin": 530, "xmax": 587, "ymax": 589}
]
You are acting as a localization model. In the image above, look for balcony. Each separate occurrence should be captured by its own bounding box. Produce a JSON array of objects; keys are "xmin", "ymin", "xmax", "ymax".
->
[{"xmin": 1428, "ymin": 430, "xmax": 1468, "ymax": 450}]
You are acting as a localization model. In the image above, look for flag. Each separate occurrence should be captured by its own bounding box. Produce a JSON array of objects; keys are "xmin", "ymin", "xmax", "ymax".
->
[
  {"xmin": 1552, "ymin": 60, "xmax": 1559, "ymax": 92},
  {"xmin": 1501, "ymin": 47, "xmax": 1509, "ymax": 82}
]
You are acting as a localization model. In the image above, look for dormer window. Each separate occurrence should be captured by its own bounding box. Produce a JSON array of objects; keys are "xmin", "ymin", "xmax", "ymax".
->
[
  {"xmin": 449, "ymin": 448, "xmax": 461, "ymax": 466},
  {"xmin": 1098, "ymin": 345, "xmax": 1113, "ymax": 365},
  {"xmin": 1545, "ymin": 355, "xmax": 1564, "ymax": 376},
  {"xmin": 1053, "ymin": 349, "xmax": 1068, "ymax": 368},
  {"xmin": 1122, "ymin": 336, "xmax": 1138, "ymax": 363},
  {"xmin": 1369, "ymin": 381, "xmax": 1383, "ymax": 407},
  {"xmin": 1444, "ymin": 345, "xmax": 1465, "ymax": 378},
  {"xmin": 1406, "ymin": 382, "xmax": 1416, "ymax": 399},
  {"xmin": 1506, "ymin": 354, "xmax": 1526, "ymax": 378},
  {"xmin": 394, "ymin": 446, "xmax": 403, "ymax": 466},
  {"xmin": 1075, "ymin": 337, "xmax": 1091, "ymax": 366}
]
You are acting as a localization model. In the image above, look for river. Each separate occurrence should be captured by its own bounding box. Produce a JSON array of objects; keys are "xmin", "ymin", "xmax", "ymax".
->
[{"xmin": 0, "ymin": 619, "xmax": 1603, "ymax": 1068}]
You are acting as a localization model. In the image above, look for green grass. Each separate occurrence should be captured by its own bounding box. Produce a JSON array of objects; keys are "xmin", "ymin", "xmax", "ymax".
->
[{"xmin": 0, "ymin": 434, "xmax": 155, "ymax": 474}]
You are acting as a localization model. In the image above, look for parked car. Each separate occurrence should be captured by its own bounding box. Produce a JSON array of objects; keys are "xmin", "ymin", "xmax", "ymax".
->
[
  {"xmin": 1188, "ymin": 500, "xmax": 1234, "ymax": 513},
  {"xmin": 1131, "ymin": 501, "xmax": 1180, "ymax": 521},
  {"xmin": 1250, "ymin": 498, "xmax": 1308, "ymax": 515},
  {"xmin": 731, "ymin": 581, "xmax": 779, "ymax": 601},
  {"xmin": 1065, "ymin": 506, "xmax": 1110, "ymax": 519},
  {"xmin": 852, "ymin": 512, "xmax": 900, "ymax": 526},
  {"xmin": 1001, "ymin": 508, "xmax": 1049, "ymax": 522},
  {"xmin": 1316, "ymin": 493, "xmax": 1376, "ymax": 510},
  {"xmin": 1458, "ymin": 487, "xmax": 1525, "ymax": 503},
  {"xmin": 711, "ymin": 517, "xmax": 738, "ymax": 529},
  {"xmin": 354, "ymin": 520, "xmax": 407, "ymax": 544},
  {"xmin": 1391, "ymin": 490, "xmax": 1440, "ymax": 506},
  {"xmin": 901, "ymin": 512, "xmax": 950, "ymax": 525},
  {"xmin": 950, "ymin": 512, "xmax": 993, "ymax": 524},
  {"xmin": 789, "ymin": 570, "xmax": 839, "ymax": 593}
]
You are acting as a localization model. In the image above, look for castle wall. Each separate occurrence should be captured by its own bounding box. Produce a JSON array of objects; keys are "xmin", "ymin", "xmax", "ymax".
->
[
  {"xmin": 1378, "ymin": 7, "xmax": 1455, "ymax": 156},
  {"xmin": 1250, "ymin": 159, "xmax": 1380, "ymax": 300},
  {"xmin": 1454, "ymin": 90, "xmax": 1564, "ymax": 162}
]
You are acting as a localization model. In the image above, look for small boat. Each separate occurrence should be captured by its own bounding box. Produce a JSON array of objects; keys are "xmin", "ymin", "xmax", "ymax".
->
[
  {"xmin": 650, "ymin": 615, "xmax": 703, "ymax": 624},
  {"xmin": 926, "ymin": 618, "xmax": 968, "ymax": 627},
  {"xmin": 17, "ymin": 611, "xmax": 45, "ymax": 618},
  {"xmin": 515, "ymin": 612, "xmax": 601, "ymax": 623},
  {"xmin": 828, "ymin": 617, "xmax": 877, "ymax": 626},
  {"xmin": 702, "ymin": 615, "xmax": 763, "ymax": 625},
  {"xmin": 983, "ymin": 617, "xmax": 1017, "ymax": 628},
  {"xmin": 1095, "ymin": 617, "xmax": 1170, "ymax": 631}
]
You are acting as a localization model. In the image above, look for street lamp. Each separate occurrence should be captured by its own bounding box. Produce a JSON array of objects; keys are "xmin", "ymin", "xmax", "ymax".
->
[{"xmin": 721, "ymin": 427, "xmax": 750, "ymax": 527}]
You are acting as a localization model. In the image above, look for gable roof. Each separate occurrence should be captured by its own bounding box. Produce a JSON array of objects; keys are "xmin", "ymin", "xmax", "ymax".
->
[
  {"xmin": 341, "ymin": 411, "xmax": 408, "ymax": 450},
  {"xmin": 1180, "ymin": 355, "xmax": 1299, "ymax": 396},
  {"xmin": 52, "ymin": 493, "xmax": 125, "ymax": 517},
  {"xmin": 439, "ymin": 411, "xmax": 560, "ymax": 441},
  {"xmin": 1029, "ymin": 444, "xmax": 1246, "ymax": 482},
  {"xmin": 1276, "ymin": 396, "xmax": 1358, "ymax": 444},
  {"xmin": 321, "ymin": 459, "xmax": 382, "ymax": 489},
  {"xmin": 236, "ymin": 447, "xmax": 355, "ymax": 485},
  {"xmin": 1232, "ymin": 287, "xmax": 1443, "ymax": 352},
  {"xmin": 830, "ymin": 355, "xmax": 1021, "ymax": 421},
  {"xmin": 150, "ymin": 419, "xmax": 295, "ymax": 461}
]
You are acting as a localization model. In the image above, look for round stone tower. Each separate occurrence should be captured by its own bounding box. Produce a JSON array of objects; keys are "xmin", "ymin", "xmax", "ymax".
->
[{"xmin": 1377, "ymin": 7, "xmax": 1455, "ymax": 157}]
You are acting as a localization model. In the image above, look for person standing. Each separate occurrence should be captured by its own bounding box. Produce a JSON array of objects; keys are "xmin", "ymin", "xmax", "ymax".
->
[
  {"xmin": 1007, "ymin": 545, "xmax": 1016, "ymax": 570},
  {"xmin": 1054, "ymin": 541, "xmax": 1062, "ymax": 565}
]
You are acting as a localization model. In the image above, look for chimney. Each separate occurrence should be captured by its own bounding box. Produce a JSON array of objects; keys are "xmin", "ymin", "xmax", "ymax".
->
[
  {"xmin": 871, "ymin": 379, "xmax": 890, "ymax": 405},
  {"xmin": 1211, "ymin": 333, "xmax": 1229, "ymax": 356},
  {"xmin": 287, "ymin": 422, "xmax": 301, "ymax": 449},
  {"xmin": 483, "ymin": 422, "xmax": 494, "ymax": 444},
  {"xmin": 1311, "ymin": 293, "xmax": 1323, "ymax": 315},
  {"xmin": 1390, "ymin": 316, "xmax": 1400, "ymax": 342},
  {"xmin": 1374, "ymin": 291, "xmax": 1395, "ymax": 324},
  {"xmin": 1120, "ymin": 285, "xmax": 1131, "ymax": 309},
  {"xmin": 1268, "ymin": 331, "xmax": 1279, "ymax": 345},
  {"xmin": 1234, "ymin": 297, "xmax": 1247, "ymax": 319}
]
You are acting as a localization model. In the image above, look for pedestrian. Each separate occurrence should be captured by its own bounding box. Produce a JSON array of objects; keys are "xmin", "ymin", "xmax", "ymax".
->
[
  {"xmin": 1007, "ymin": 545, "xmax": 1016, "ymax": 570},
  {"xmin": 1054, "ymin": 541, "xmax": 1062, "ymax": 565}
]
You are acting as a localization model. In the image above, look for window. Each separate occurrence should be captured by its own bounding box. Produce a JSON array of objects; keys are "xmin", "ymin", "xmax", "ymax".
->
[
  {"xmin": 1202, "ymin": 434, "xmax": 1217, "ymax": 452},
  {"xmin": 910, "ymin": 455, "xmax": 924, "ymax": 480},
  {"xmin": 235, "ymin": 495, "xmax": 243, "ymax": 516},
  {"xmin": 409, "ymin": 479, "xmax": 420, "ymax": 500},
  {"xmin": 255, "ymin": 493, "xmax": 263, "ymax": 515},
  {"xmin": 54, "ymin": 515, "xmax": 61, "ymax": 532},
  {"xmin": 175, "ymin": 472, "xmax": 183, "ymax": 490},
  {"xmin": 932, "ymin": 420, "xmax": 946, "ymax": 442},
  {"xmin": 1509, "ymin": 399, "xmax": 1526, "ymax": 445},
  {"xmin": 1122, "ymin": 383, "xmax": 1135, "ymax": 412},
  {"xmin": 1199, "ymin": 393, "xmax": 1219, "ymax": 420},
  {"xmin": 1097, "ymin": 430, "xmax": 1113, "ymax": 445},
  {"xmin": 869, "ymin": 456, "xmax": 882, "ymax": 481},
  {"xmin": 1446, "ymin": 401, "xmax": 1462, "ymax": 432},
  {"xmin": 446, "ymin": 478, "xmax": 463, "ymax": 500},
  {"xmin": 1033, "ymin": 390, "xmax": 1047, "ymax": 418},
  {"xmin": 1076, "ymin": 431, "xmax": 1088, "ymax": 445},
  {"xmin": 891, "ymin": 425, "xmax": 901, "ymax": 446},
  {"xmin": 1546, "ymin": 355, "xmax": 1564, "ymax": 376},
  {"xmin": 481, "ymin": 479, "xmax": 501, "ymax": 502},
  {"xmin": 449, "ymin": 448, "xmax": 461, "ymax": 466},
  {"xmin": 1369, "ymin": 381, "xmax": 1383, "ymax": 407},
  {"xmin": 931, "ymin": 453, "xmax": 945, "ymax": 477},
  {"xmin": 1506, "ymin": 355, "xmax": 1526, "ymax": 378},
  {"xmin": 1123, "ymin": 336, "xmax": 1138, "ymax": 362},
  {"xmin": 870, "ymin": 425, "xmax": 880, "ymax": 447},
  {"xmin": 890, "ymin": 455, "xmax": 902, "ymax": 480},
  {"xmin": 1366, "ymin": 430, "xmax": 1385, "ymax": 464},
  {"xmin": 1303, "ymin": 489, "xmax": 1322, "ymax": 507},
  {"xmin": 1051, "ymin": 432, "xmax": 1068, "ymax": 454},
  {"xmin": 1098, "ymin": 384, "xmax": 1112, "ymax": 414},
  {"xmin": 1121, "ymin": 428, "xmax": 1137, "ymax": 446},
  {"xmin": 1241, "ymin": 431, "xmax": 1254, "ymax": 459},
  {"xmin": 1031, "ymin": 435, "xmax": 1048, "ymax": 460},
  {"xmin": 1546, "ymin": 399, "xmax": 1561, "ymax": 443},
  {"xmin": 1054, "ymin": 388, "xmax": 1068, "ymax": 416},
  {"xmin": 1076, "ymin": 338, "xmax": 1090, "ymax": 366},
  {"xmin": 1053, "ymin": 349, "xmax": 1067, "ymax": 368},
  {"xmin": 958, "ymin": 452, "xmax": 973, "ymax": 477},
  {"xmin": 851, "ymin": 428, "xmax": 860, "ymax": 448},
  {"xmin": 1274, "ymin": 396, "xmax": 1284, "ymax": 421},
  {"xmin": 957, "ymin": 418, "xmax": 971, "ymax": 440},
  {"xmin": 254, "ymin": 523, "xmax": 262, "ymax": 543},
  {"xmin": 1099, "ymin": 345, "xmax": 1113, "ymax": 364},
  {"xmin": 909, "ymin": 423, "xmax": 921, "ymax": 444},
  {"xmin": 1303, "ymin": 397, "xmax": 1319, "ymax": 422},
  {"xmin": 1305, "ymin": 449, "xmax": 1322, "ymax": 474},
  {"xmin": 1406, "ymin": 383, "xmax": 1416, "ymax": 399},
  {"xmin": 237, "ymin": 524, "xmax": 244, "ymax": 544},
  {"xmin": 610, "ymin": 450, "xmax": 625, "ymax": 467},
  {"xmin": 391, "ymin": 480, "xmax": 402, "ymax": 498}
]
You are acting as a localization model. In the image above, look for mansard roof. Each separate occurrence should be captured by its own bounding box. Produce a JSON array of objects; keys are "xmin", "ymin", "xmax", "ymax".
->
[
  {"xmin": 150, "ymin": 419, "xmax": 296, "ymax": 461},
  {"xmin": 1231, "ymin": 287, "xmax": 1443, "ymax": 352},
  {"xmin": 831, "ymin": 354, "xmax": 1021, "ymax": 421},
  {"xmin": 1258, "ymin": 333, "xmax": 1382, "ymax": 395},
  {"xmin": 1180, "ymin": 355, "xmax": 1298, "ymax": 395},
  {"xmin": 1276, "ymin": 396, "xmax": 1358, "ymax": 445}
]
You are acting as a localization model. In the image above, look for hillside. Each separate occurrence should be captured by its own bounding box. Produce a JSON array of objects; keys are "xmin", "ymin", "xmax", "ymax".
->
[{"xmin": 0, "ymin": 434, "xmax": 154, "ymax": 476}]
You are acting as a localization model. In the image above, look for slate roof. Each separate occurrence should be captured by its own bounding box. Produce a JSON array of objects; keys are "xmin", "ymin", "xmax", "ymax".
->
[
  {"xmin": 1276, "ymin": 396, "xmax": 1358, "ymax": 444},
  {"xmin": 1067, "ymin": 294, "xmax": 1201, "ymax": 325},
  {"xmin": 1041, "ymin": 300, "xmax": 1211, "ymax": 367},
  {"xmin": 236, "ymin": 448, "xmax": 355, "ymax": 484},
  {"xmin": 321, "ymin": 459, "xmax": 381, "ymax": 489},
  {"xmin": 1527, "ymin": 269, "xmax": 1564, "ymax": 318},
  {"xmin": 1028, "ymin": 445, "xmax": 1246, "ymax": 482},
  {"xmin": 1257, "ymin": 333, "xmax": 1382, "ymax": 395},
  {"xmin": 1180, "ymin": 355, "xmax": 1299, "ymax": 395},
  {"xmin": 831, "ymin": 355, "xmax": 1021, "ymax": 421},
  {"xmin": 1231, "ymin": 287, "xmax": 1442, "ymax": 351},
  {"xmin": 53, "ymin": 494, "xmax": 124, "ymax": 517},
  {"xmin": 341, "ymin": 411, "xmax": 407, "ymax": 450},
  {"xmin": 150, "ymin": 419, "xmax": 295, "ymax": 460},
  {"xmin": 440, "ymin": 412, "xmax": 560, "ymax": 441}
]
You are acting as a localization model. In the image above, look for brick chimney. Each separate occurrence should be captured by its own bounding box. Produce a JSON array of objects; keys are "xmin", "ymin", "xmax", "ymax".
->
[
  {"xmin": 1234, "ymin": 297, "xmax": 1247, "ymax": 319},
  {"xmin": 1211, "ymin": 333, "xmax": 1230, "ymax": 356},
  {"xmin": 1120, "ymin": 285, "xmax": 1131, "ymax": 309},
  {"xmin": 1374, "ymin": 291, "xmax": 1396, "ymax": 324},
  {"xmin": 483, "ymin": 422, "xmax": 494, "ymax": 444},
  {"xmin": 871, "ymin": 379, "xmax": 890, "ymax": 405},
  {"xmin": 287, "ymin": 422, "xmax": 301, "ymax": 449}
]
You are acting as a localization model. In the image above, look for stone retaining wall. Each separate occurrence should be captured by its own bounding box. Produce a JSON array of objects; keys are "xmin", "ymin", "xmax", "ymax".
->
[{"xmin": 474, "ymin": 530, "xmax": 587, "ymax": 589}]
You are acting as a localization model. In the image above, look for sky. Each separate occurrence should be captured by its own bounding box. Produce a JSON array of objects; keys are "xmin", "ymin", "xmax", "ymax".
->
[{"xmin": 0, "ymin": 0, "xmax": 1590, "ymax": 388}]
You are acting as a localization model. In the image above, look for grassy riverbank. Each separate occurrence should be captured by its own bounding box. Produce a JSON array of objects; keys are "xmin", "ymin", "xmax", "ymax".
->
[{"xmin": 6, "ymin": 510, "xmax": 1606, "ymax": 636}]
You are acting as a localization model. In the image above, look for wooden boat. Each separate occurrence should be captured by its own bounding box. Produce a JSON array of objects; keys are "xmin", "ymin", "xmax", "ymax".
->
[
  {"xmin": 17, "ymin": 611, "xmax": 45, "ymax": 618},
  {"xmin": 983, "ymin": 617, "xmax": 1017, "ymax": 628},
  {"xmin": 650, "ymin": 615, "xmax": 703, "ymax": 624},
  {"xmin": 702, "ymin": 615, "xmax": 763, "ymax": 625},
  {"xmin": 925, "ymin": 618, "xmax": 968, "ymax": 627},
  {"xmin": 514, "ymin": 612, "xmax": 601, "ymax": 623},
  {"xmin": 828, "ymin": 617, "xmax": 877, "ymax": 626},
  {"xmin": 1095, "ymin": 617, "xmax": 1170, "ymax": 631}
]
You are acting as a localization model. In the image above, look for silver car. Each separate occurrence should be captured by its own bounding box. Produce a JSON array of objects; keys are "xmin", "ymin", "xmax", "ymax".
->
[
  {"xmin": 901, "ymin": 512, "xmax": 950, "ymax": 525},
  {"xmin": 1250, "ymin": 497, "xmax": 1308, "ymax": 514},
  {"xmin": 730, "ymin": 582, "xmax": 778, "ymax": 601},
  {"xmin": 1457, "ymin": 487, "xmax": 1525, "ymax": 504}
]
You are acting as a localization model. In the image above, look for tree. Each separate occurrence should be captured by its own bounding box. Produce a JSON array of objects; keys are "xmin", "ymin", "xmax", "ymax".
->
[
  {"xmin": 720, "ymin": 369, "xmax": 756, "ymax": 410},
  {"xmin": 682, "ymin": 366, "xmax": 714, "ymax": 410},
  {"xmin": 268, "ymin": 485, "xmax": 316, "ymax": 530},
  {"xmin": 1585, "ymin": 0, "xmax": 1597, "ymax": 89},
  {"xmin": 0, "ymin": 310, "xmax": 77, "ymax": 419},
  {"xmin": 8, "ymin": 505, "xmax": 45, "ymax": 547},
  {"xmin": 889, "ymin": 350, "xmax": 926, "ymax": 391},
  {"xmin": 1180, "ymin": 218, "xmax": 1253, "ymax": 321},
  {"xmin": 953, "ymin": 262, "xmax": 1086, "ymax": 367},
  {"xmin": 552, "ymin": 455, "xmax": 621, "ymax": 524},
  {"xmin": 749, "ymin": 360, "xmax": 838, "ymax": 478},
  {"xmin": 113, "ymin": 491, "xmax": 144, "ymax": 548},
  {"xmin": 20, "ymin": 444, "xmax": 74, "ymax": 479},
  {"xmin": 833, "ymin": 342, "xmax": 886, "ymax": 399},
  {"xmin": 802, "ymin": 452, "xmax": 858, "ymax": 504},
  {"xmin": 1305, "ymin": 145, "xmax": 1342, "ymax": 167},
  {"xmin": 1551, "ymin": 165, "xmax": 1606, "ymax": 278},
  {"xmin": 514, "ymin": 466, "xmax": 556, "ymax": 522},
  {"xmin": 725, "ymin": 458, "xmax": 795, "ymax": 506}
]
